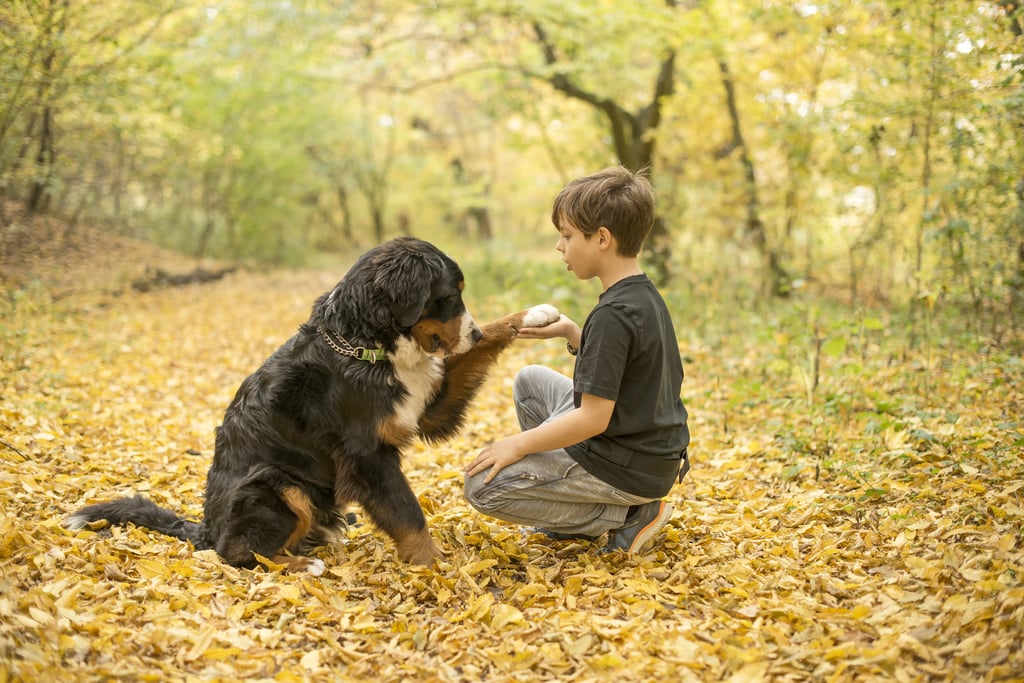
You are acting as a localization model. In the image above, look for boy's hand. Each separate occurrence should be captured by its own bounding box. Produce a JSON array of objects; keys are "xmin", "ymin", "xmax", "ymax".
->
[
  {"xmin": 466, "ymin": 437, "xmax": 526, "ymax": 484},
  {"xmin": 516, "ymin": 314, "xmax": 579, "ymax": 343}
]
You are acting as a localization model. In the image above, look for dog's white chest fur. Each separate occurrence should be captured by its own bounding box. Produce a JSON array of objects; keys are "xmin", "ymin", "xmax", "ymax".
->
[{"xmin": 388, "ymin": 336, "xmax": 444, "ymax": 434}]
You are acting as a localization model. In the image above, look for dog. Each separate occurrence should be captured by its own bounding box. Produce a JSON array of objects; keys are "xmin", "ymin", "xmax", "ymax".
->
[{"xmin": 65, "ymin": 237, "xmax": 559, "ymax": 574}]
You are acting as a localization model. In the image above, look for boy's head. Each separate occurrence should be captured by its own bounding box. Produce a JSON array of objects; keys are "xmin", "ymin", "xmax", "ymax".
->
[{"xmin": 551, "ymin": 166, "xmax": 656, "ymax": 257}]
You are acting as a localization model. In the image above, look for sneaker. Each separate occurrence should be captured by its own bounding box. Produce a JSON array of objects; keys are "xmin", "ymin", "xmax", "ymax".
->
[{"xmin": 604, "ymin": 500, "xmax": 674, "ymax": 553}]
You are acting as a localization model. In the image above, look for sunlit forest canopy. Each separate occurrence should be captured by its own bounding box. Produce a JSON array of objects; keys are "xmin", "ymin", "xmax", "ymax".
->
[{"xmin": 2, "ymin": 0, "xmax": 1023, "ymax": 330}]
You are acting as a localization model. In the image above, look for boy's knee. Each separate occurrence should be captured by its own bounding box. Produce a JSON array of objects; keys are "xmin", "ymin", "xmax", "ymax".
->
[
  {"xmin": 463, "ymin": 472, "xmax": 486, "ymax": 509},
  {"xmin": 513, "ymin": 364, "xmax": 556, "ymax": 404},
  {"xmin": 463, "ymin": 471, "xmax": 500, "ymax": 514},
  {"xmin": 513, "ymin": 364, "xmax": 542, "ymax": 392}
]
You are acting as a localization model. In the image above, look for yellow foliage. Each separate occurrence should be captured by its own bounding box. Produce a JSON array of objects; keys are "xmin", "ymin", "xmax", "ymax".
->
[{"xmin": 1, "ymin": 252, "xmax": 1023, "ymax": 683}]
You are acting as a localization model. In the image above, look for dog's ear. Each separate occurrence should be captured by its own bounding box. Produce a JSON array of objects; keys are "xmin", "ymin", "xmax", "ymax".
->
[
  {"xmin": 374, "ymin": 249, "xmax": 444, "ymax": 328},
  {"xmin": 392, "ymin": 292, "xmax": 429, "ymax": 329}
]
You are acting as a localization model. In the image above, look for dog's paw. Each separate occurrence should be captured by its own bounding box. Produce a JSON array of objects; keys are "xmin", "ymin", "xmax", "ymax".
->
[
  {"xmin": 306, "ymin": 558, "xmax": 326, "ymax": 576},
  {"xmin": 522, "ymin": 304, "xmax": 560, "ymax": 328}
]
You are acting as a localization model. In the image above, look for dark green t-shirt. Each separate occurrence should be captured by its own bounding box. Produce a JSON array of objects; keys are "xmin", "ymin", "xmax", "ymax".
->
[{"xmin": 565, "ymin": 274, "xmax": 689, "ymax": 497}]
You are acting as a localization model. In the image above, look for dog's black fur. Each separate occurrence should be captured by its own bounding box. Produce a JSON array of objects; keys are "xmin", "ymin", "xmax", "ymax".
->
[{"xmin": 65, "ymin": 237, "xmax": 558, "ymax": 573}]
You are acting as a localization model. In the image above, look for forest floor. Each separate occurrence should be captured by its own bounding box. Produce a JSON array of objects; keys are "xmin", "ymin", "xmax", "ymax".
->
[{"xmin": 1, "ymin": 208, "xmax": 1023, "ymax": 682}]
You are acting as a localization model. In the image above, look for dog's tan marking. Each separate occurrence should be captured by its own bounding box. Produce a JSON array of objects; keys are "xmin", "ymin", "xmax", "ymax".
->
[
  {"xmin": 411, "ymin": 319, "xmax": 447, "ymax": 355},
  {"xmin": 377, "ymin": 416, "xmax": 417, "ymax": 447},
  {"xmin": 268, "ymin": 486, "xmax": 324, "ymax": 574},
  {"xmin": 411, "ymin": 310, "xmax": 477, "ymax": 356},
  {"xmin": 280, "ymin": 485, "xmax": 314, "ymax": 551}
]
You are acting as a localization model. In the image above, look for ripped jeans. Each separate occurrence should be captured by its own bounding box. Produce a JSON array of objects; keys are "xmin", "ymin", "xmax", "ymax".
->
[{"xmin": 463, "ymin": 365, "xmax": 655, "ymax": 538}]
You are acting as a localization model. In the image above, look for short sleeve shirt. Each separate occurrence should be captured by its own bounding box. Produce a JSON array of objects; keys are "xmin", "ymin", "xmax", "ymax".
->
[{"xmin": 565, "ymin": 274, "xmax": 689, "ymax": 498}]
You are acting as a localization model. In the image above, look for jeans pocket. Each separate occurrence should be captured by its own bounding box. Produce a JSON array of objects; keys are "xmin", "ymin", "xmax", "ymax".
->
[{"xmin": 562, "ymin": 461, "xmax": 583, "ymax": 479}]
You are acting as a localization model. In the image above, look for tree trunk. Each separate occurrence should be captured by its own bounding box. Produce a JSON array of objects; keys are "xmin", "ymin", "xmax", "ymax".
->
[
  {"xmin": 1013, "ymin": 178, "xmax": 1024, "ymax": 330},
  {"xmin": 195, "ymin": 171, "xmax": 217, "ymax": 258},
  {"xmin": 909, "ymin": 0, "xmax": 941, "ymax": 348},
  {"xmin": 531, "ymin": 14, "xmax": 676, "ymax": 285},
  {"xmin": 372, "ymin": 205, "xmax": 385, "ymax": 244},
  {"xmin": 469, "ymin": 206, "xmax": 493, "ymax": 241},
  {"xmin": 26, "ymin": 0, "xmax": 66, "ymax": 214},
  {"xmin": 716, "ymin": 55, "xmax": 789, "ymax": 297},
  {"xmin": 337, "ymin": 185, "xmax": 353, "ymax": 240},
  {"xmin": 26, "ymin": 104, "xmax": 54, "ymax": 213}
]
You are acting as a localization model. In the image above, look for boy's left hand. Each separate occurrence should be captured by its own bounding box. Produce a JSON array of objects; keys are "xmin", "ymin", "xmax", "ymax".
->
[
  {"xmin": 466, "ymin": 437, "xmax": 526, "ymax": 484},
  {"xmin": 515, "ymin": 314, "xmax": 576, "ymax": 340}
]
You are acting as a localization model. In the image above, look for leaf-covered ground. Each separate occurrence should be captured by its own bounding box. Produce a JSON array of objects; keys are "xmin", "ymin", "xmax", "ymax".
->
[{"xmin": 2, "ymin": 226, "xmax": 1023, "ymax": 682}]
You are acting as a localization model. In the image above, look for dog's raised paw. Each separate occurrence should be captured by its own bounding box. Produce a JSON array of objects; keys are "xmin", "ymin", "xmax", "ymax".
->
[
  {"xmin": 523, "ymin": 304, "xmax": 560, "ymax": 328},
  {"xmin": 307, "ymin": 558, "xmax": 326, "ymax": 576}
]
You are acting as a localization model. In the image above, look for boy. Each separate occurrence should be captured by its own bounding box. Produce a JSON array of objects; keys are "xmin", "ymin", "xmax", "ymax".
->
[{"xmin": 464, "ymin": 166, "xmax": 690, "ymax": 554}]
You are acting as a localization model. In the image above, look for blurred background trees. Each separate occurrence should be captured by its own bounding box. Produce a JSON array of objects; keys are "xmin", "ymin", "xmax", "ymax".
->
[{"xmin": 2, "ymin": 0, "xmax": 1022, "ymax": 338}]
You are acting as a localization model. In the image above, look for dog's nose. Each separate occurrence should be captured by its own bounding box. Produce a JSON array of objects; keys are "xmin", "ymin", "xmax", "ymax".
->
[{"xmin": 471, "ymin": 324, "xmax": 483, "ymax": 344}]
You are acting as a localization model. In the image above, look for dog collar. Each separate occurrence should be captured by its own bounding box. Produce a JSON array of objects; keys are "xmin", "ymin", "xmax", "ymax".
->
[{"xmin": 316, "ymin": 326, "xmax": 388, "ymax": 364}]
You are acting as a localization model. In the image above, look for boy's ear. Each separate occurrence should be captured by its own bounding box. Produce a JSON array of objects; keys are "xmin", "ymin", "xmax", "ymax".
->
[{"xmin": 596, "ymin": 226, "xmax": 613, "ymax": 249}]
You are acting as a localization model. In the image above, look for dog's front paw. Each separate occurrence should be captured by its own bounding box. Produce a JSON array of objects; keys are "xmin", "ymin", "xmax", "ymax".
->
[
  {"xmin": 522, "ymin": 304, "xmax": 560, "ymax": 328},
  {"xmin": 396, "ymin": 529, "xmax": 441, "ymax": 565}
]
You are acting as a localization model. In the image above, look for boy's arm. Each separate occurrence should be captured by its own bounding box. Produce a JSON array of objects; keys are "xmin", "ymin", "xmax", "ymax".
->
[{"xmin": 466, "ymin": 393, "xmax": 614, "ymax": 484}]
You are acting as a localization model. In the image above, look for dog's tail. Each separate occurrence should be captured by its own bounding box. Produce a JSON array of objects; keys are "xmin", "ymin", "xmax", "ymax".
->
[{"xmin": 64, "ymin": 495, "xmax": 210, "ymax": 550}]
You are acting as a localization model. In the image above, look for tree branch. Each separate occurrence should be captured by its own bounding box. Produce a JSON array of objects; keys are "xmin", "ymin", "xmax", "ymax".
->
[
  {"xmin": 635, "ymin": 51, "xmax": 676, "ymax": 166},
  {"xmin": 530, "ymin": 21, "xmax": 637, "ymax": 165}
]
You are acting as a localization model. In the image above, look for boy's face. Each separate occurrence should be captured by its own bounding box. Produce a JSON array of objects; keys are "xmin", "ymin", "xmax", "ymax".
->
[{"xmin": 555, "ymin": 220, "xmax": 601, "ymax": 281}]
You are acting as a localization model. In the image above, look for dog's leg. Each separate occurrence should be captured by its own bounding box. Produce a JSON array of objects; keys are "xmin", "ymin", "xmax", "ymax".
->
[
  {"xmin": 269, "ymin": 486, "xmax": 326, "ymax": 575},
  {"xmin": 335, "ymin": 449, "xmax": 440, "ymax": 565},
  {"xmin": 211, "ymin": 481, "xmax": 325, "ymax": 575},
  {"xmin": 418, "ymin": 304, "xmax": 559, "ymax": 442}
]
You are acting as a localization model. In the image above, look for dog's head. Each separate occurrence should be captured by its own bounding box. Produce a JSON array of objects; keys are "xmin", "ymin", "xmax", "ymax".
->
[{"xmin": 319, "ymin": 237, "xmax": 482, "ymax": 356}]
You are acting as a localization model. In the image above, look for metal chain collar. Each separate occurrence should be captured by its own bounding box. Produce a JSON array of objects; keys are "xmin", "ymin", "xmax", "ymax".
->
[{"xmin": 316, "ymin": 326, "xmax": 388, "ymax": 364}]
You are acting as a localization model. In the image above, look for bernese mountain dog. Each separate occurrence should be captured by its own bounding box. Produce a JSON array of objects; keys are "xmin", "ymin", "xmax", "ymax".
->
[{"xmin": 64, "ymin": 237, "xmax": 559, "ymax": 574}]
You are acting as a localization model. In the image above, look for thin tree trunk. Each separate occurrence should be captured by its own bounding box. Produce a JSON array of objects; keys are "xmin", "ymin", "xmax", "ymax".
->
[
  {"xmin": 26, "ymin": 0, "xmax": 68, "ymax": 215},
  {"xmin": 26, "ymin": 105, "xmax": 54, "ymax": 214},
  {"xmin": 1013, "ymin": 178, "xmax": 1024, "ymax": 331},
  {"xmin": 910, "ymin": 1, "xmax": 940, "ymax": 348},
  {"xmin": 716, "ymin": 55, "xmax": 789, "ymax": 296},
  {"xmin": 372, "ymin": 205, "xmax": 384, "ymax": 244},
  {"xmin": 337, "ymin": 185, "xmax": 353, "ymax": 240}
]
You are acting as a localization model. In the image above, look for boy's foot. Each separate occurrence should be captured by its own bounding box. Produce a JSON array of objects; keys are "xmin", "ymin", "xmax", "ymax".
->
[
  {"xmin": 604, "ymin": 500, "xmax": 674, "ymax": 553},
  {"xmin": 535, "ymin": 528, "xmax": 602, "ymax": 542}
]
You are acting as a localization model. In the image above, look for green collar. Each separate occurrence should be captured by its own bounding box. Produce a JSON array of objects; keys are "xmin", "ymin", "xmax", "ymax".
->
[{"xmin": 316, "ymin": 326, "xmax": 389, "ymax": 364}]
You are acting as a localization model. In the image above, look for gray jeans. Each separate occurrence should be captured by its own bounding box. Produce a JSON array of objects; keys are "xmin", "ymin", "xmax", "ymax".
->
[{"xmin": 463, "ymin": 365, "xmax": 655, "ymax": 538}]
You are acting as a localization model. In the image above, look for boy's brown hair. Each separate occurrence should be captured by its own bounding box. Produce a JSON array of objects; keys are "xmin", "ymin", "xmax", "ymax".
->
[{"xmin": 551, "ymin": 166, "xmax": 656, "ymax": 257}]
